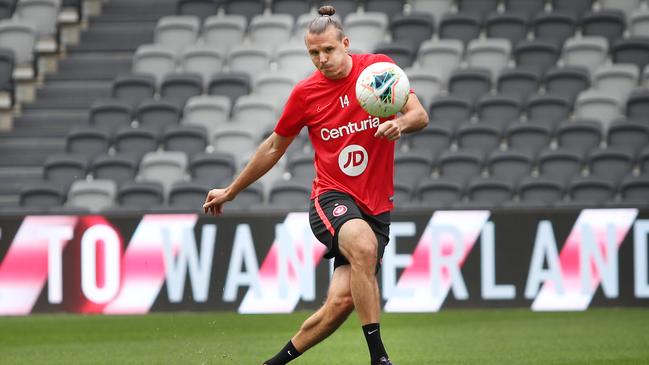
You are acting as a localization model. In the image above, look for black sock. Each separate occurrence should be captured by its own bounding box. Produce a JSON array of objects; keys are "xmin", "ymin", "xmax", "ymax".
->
[
  {"xmin": 264, "ymin": 341, "xmax": 302, "ymax": 365},
  {"xmin": 362, "ymin": 323, "xmax": 388, "ymax": 363}
]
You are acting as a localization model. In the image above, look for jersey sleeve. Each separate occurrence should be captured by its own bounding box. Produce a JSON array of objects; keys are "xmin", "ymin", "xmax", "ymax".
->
[{"xmin": 274, "ymin": 82, "xmax": 307, "ymax": 137}]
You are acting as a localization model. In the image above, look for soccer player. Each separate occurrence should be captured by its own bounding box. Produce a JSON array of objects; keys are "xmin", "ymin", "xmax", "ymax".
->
[{"xmin": 203, "ymin": 5, "xmax": 429, "ymax": 365}]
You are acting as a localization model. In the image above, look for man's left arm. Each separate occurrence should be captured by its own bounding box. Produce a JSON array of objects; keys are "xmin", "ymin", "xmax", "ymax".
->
[{"xmin": 374, "ymin": 93, "xmax": 429, "ymax": 141}]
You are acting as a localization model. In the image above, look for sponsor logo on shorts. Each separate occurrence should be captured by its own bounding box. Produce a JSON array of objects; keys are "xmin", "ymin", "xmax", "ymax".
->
[{"xmin": 333, "ymin": 205, "xmax": 348, "ymax": 217}]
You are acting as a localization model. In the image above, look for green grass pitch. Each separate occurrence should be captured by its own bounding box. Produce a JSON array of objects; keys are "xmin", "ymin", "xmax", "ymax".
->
[{"xmin": 1, "ymin": 309, "xmax": 648, "ymax": 364}]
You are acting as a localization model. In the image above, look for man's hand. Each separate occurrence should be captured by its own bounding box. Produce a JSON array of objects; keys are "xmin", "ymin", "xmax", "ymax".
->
[
  {"xmin": 374, "ymin": 119, "xmax": 402, "ymax": 141},
  {"xmin": 203, "ymin": 188, "xmax": 232, "ymax": 216}
]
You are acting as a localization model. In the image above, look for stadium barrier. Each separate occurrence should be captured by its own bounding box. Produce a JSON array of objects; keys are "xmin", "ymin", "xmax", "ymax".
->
[{"xmin": 0, "ymin": 208, "xmax": 648, "ymax": 315}]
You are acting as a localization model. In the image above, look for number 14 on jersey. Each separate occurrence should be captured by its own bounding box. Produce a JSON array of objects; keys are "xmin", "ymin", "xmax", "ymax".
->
[{"xmin": 339, "ymin": 95, "xmax": 350, "ymax": 108}]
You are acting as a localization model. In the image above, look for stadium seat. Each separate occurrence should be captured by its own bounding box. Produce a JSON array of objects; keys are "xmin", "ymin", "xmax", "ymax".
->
[
  {"xmin": 629, "ymin": 8, "xmax": 649, "ymax": 37},
  {"xmin": 65, "ymin": 127, "xmax": 110, "ymax": 160},
  {"xmin": 619, "ymin": 175, "xmax": 649, "ymax": 205},
  {"xmin": 343, "ymin": 12, "xmax": 388, "ymax": 53},
  {"xmin": 231, "ymin": 94, "xmax": 278, "ymax": 129},
  {"xmin": 89, "ymin": 99, "xmax": 134, "ymax": 133},
  {"xmin": 0, "ymin": 19, "xmax": 37, "ymax": 66},
  {"xmin": 497, "ymin": 68, "xmax": 541, "ymax": 102},
  {"xmin": 448, "ymin": 68, "xmax": 492, "ymax": 102},
  {"xmin": 176, "ymin": 0, "xmax": 219, "ymax": 22},
  {"xmin": 0, "ymin": 0, "xmax": 14, "ymax": 20},
  {"xmin": 593, "ymin": 64, "xmax": 640, "ymax": 102},
  {"xmin": 392, "ymin": 180, "xmax": 414, "ymax": 206},
  {"xmin": 225, "ymin": 182, "xmax": 265, "ymax": 210},
  {"xmin": 555, "ymin": 120, "xmax": 603, "ymax": 155},
  {"xmin": 365, "ymin": 0, "xmax": 405, "ymax": 16},
  {"xmin": 154, "ymin": 16, "xmax": 200, "ymax": 52},
  {"xmin": 222, "ymin": 0, "xmax": 265, "ymax": 21},
  {"xmin": 543, "ymin": 66, "xmax": 590, "ymax": 102},
  {"xmin": 476, "ymin": 93, "xmax": 522, "ymax": 129},
  {"xmin": 514, "ymin": 40, "xmax": 560, "ymax": 74},
  {"xmin": 414, "ymin": 177, "xmax": 464, "ymax": 208},
  {"xmin": 564, "ymin": 176, "xmax": 615, "ymax": 206},
  {"xmin": 487, "ymin": 149, "xmax": 533, "ymax": 184},
  {"xmin": 587, "ymin": 147, "xmax": 635, "ymax": 184},
  {"xmin": 416, "ymin": 39, "xmax": 463, "ymax": 82},
  {"xmin": 136, "ymin": 98, "xmax": 182, "ymax": 133},
  {"xmin": 456, "ymin": 123, "xmax": 502, "ymax": 155},
  {"xmin": 314, "ymin": 0, "xmax": 357, "ymax": 21},
  {"xmin": 160, "ymin": 73, "xmax": 203, "ymax": 106},
  {"xmin": 550, "ymin": 0, "xmax": 594, "ymax": 19},
  {"xmin": 373, "ymin": 42, "xmax": 416, "ymax": 68},
  {"xmin": 390, "ymin": 13, "xmax": 434, "ymax": 52},
  {"xmin": 112, "ymin": 73, "xmax": 157, "ymax": 107},
  {"xmin": 211, "ymin": 128, "xmax": 257, "ymax": 164},
  {"xmin": 202, "ymin": 14, "xmax": 247, "ymax": 52},
  {"xmin": 268, "ymin": 179, "xmax": 310, "ymax": 209},
  {"xmin": 410, "ymin": 0, "xmax": 452, "ymax": 24},
  {"xmin": 189, "ymin": 152, "xmax": 236, "ymax": 185},
  {"xmin": 537, "ymin": 148, "xmax": 584, "ymax": 183},
  {"xmin": 503, "ymin": 0, "xmax": 546, "ymax": 19},
  {"xmin": 575, "ymin": 89, "xmax": 623, "ymax": 131},
  {"xmin": 612, "ymin": 37, "xmax": 649, "ymax": 73},
  {"xmin": 208, "ymin": 72, "xmax": 251, "ymax": 106},
  {"xmin": 117, "ymin": 181, "xmax": 165, "ymax": 208},
  {"xmin": 272, "ymin": 0, "xmax": 311, "ymax": 19},
  {"xmin": 162, "ymin": 125, "xmax": 208, "ymax": 159},
  {"xmin": 428, "ymin": 95, "xmax": 473, "ymax": 127},
  {"xmin": 180, "ymin": 45, "xmax": 225, "ymax": 86},
  {"xmin": 407, "ymin": 123, "xmax": 453, "ymax": 159},
  {"xmin": 253, "ymin": 71, "xmax": 297, "ymax": 109},
  {"xmin": 640, "ymin": 148, "xmax": 649, "ymax": 173},
  {"xmin": 66, "ymin": 179, "xmax": 117, "ymax": 212},
  {"xmin": 182, "ymin": 95, "xmax": 231, "ymax": 136},
  {"xmin": 405, "ymin": 68, "xmax": 443, "ymax": 108},
  {"xmin": 0, "ymin": 47, "xmax": 13, "ymax": 106},
  {"xmin": 168, "ymin": 181, "xmax": 210, "ymax": 209},
  {"xmin": 19, "ymin": 182, "xmax": 66, "ymax": 209},
  {"xmin": 466, "ymin": 38, "xmax": 511, "ymax": 81},
  {"xmin": 394, "ymin": 151, "xmax": 434, "ymax": 188},
  {"xmin": 227, "ymin": 44, "xmax": 271, "ymax": 78},
  {"xmin": 532, "ymin": 11, "xmax": 577, "ymax": 48},
  {"xmin": 457, "ymin": 0, "xmax": 498, "ymax": 21},
  {"xmin": 90, "ymin": 154, "xmax": 140, "ymax": 187},
  {"xmin": 517, "ymin": 177, "xmax": 565, "ymax": 207},
  {"xmin": 600, "ymin": 0, "xmax": 643, "ymax": 16},
  {"xmin": 439, "ymin": 13, "xmax": 481, "ymax": 45},
  {"xmin": 465, "ymin": 177, "xmax": 514, "ymax": 207},
  {"xmin": 525, "ymin": 93, "xmax": 572, "ymax": 129},
  {"xmin": 581, "ymin": 10, "xmax": 626, "ymax": 45},
  {"xmin": 276, "ymin": 42, "xmax": 316, "ymax": 79},
  {"xmin": 14, "ymin": 0, "xmax": 59, "ymax": 38},
  {"xmin": 626, "ymin": 89, "xmax": 649, "ymax": 122},
  {"xmin": 562, "ymin": 36, "xmax": 609, "ymax": 74},
  {"xmin": 505, "ymin": 123, "xmax": 552, "ymax": 156},
  {"xmin": 43, "ymin": 154, "xmax": 88, "ymax": 191},
  {"xmin": 287, "ymin": 151, "xmax": 315, "ymax": 183},
  {"xmin": 248, "ymin": 14, "xmax": 294, "ymax": 48},
  {"xmin": 485, "ymin": 12, "xmax": 529, "ymax": 46},
  {"xmin": 436, "ymin": 149, "xmax": 484, "ymax": 186},
  {"xmin": 138, "ymin": 151, "xmax": 188, "ymax": 193},
  {"xmin": 113, "ymin": 126, "xmax": 159, "ymax": 160},
  {"xmin": 607, "ymin": 121, "xmax": 649, "ymax": 154},
  {"xmin": 133, "ymin": 44, "xmax": 177, "ymax": 86}
]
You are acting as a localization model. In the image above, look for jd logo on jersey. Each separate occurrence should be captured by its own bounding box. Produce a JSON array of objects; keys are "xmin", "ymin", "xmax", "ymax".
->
[{"xmin": 338, "ymin": 144, "xmax": 368, "ymax": 177}]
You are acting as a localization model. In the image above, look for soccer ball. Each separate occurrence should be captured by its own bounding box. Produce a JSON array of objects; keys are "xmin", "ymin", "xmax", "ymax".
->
[{"xmin": 355, "ymin": 62, "xmax": 410, "ymax": 118}]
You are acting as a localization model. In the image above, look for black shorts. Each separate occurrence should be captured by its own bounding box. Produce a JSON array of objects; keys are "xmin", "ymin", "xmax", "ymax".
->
[{"xmin": 309, "ymin": 191, "xmax": 391, "ymax": 271}]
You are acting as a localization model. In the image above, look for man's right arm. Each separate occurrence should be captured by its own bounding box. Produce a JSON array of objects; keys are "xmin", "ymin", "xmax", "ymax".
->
[{"xmin": 203, "ymin": 132, "xmax": 295, "ymax": 216}]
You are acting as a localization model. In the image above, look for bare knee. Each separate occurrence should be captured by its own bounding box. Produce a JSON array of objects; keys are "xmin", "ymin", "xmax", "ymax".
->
[
  {"xmin": 326, "ymin": 293, "xmax": 354, "ymax": 320},
  {"xmin": 338, "ymin": 220, "xmax": 378, "ymax": 271}
]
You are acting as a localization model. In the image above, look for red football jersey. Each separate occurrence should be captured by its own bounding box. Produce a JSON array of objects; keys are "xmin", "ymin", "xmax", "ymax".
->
[{"xmin": 275, "ymin": 53, "xmax": 400, "ymax": 215}]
